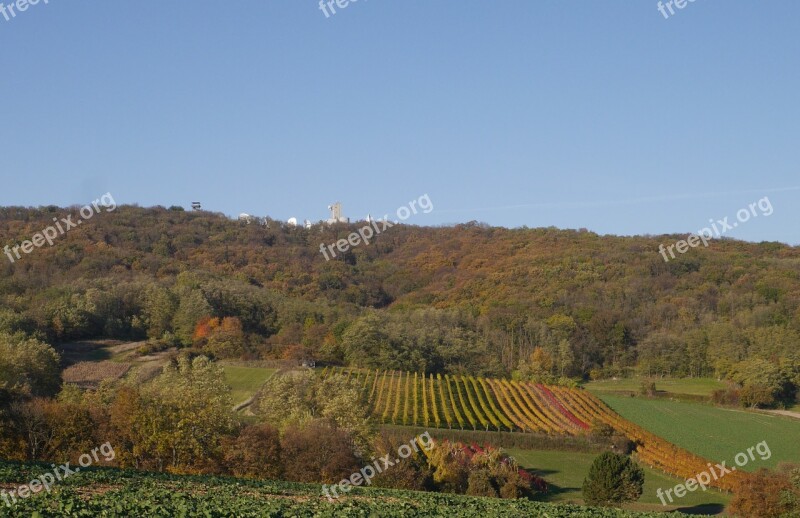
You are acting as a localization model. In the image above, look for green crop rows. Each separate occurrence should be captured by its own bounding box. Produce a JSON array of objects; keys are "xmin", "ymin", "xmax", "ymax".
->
[{"xmin": 0, "ymin": 461, "xmax": 692, "ymax": 517}]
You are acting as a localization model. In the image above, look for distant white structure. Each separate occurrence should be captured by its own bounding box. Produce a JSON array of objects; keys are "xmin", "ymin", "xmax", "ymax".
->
[
  {"xmin": 287, "ymin": 217, "xmax": 298, "ymax": 227},
  {"xmin": 304, "ymin": 219, "xmax": 312, "ymax": 229},
  {"xmin": 327, "ymin": 202, "xmax": 349, "ymax": 224},
  {"xmin": 239, "ymin": 213, "xmax": 256, "ymax": 224},
  {"xmin": 191, "ymin": 201, "xmax": 202, "ymax": 211}
]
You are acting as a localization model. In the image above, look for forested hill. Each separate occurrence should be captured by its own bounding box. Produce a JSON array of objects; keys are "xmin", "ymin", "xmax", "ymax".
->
[{"xmin": 1, "ymin": 205, "xmax": 799, "ymax": 383}]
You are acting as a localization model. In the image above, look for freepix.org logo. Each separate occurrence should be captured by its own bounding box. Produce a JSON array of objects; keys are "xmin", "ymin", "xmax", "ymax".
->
[
  {"xmin": 4, "ymin": 192, "xmax": 117, "ymax": 264},
  {"xmin": 657, "ymin": 0, "xmax": 697, "ymax": 20},
  {"xmin": 319, "ymin": 194, "xmax": 433, "ymax": 261},
  {"xmin": 1, "ymin": 0, "xmax": 50, "ymax": 23}
]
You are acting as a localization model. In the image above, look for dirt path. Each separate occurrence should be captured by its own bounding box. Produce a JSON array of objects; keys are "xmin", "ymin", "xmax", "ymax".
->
[{"xmin": 762, "ymin": 409, "xmax": 800, "ymax": 420}]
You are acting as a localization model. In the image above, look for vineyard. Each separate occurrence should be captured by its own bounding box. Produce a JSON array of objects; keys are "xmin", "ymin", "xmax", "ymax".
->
[
  {"xmin": 0, "ymin": 461, "xmax": 692, "ymax": 517},
  {"xmin": 324, "ymin": 368, "xmax": 750, "ymax": 493}
]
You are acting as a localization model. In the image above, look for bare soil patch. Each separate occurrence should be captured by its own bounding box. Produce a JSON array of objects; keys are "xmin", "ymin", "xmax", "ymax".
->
[{"xmin": 63, "ymin": 361, "xmax": 132, "ymax": 387}]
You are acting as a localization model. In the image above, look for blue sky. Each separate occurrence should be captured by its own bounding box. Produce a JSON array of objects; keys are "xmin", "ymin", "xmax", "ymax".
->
[{"xmin": 1, "ymin": 1, "xmax": 798, "ymax": 244}]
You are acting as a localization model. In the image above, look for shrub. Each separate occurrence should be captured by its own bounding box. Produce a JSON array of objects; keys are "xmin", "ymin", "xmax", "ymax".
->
[
  {"xmin": 639, "ymin": 381, "xmax": 657, "ymax": 397},
  {"xmin": 711, "ymin": 387, "xmax": 740, "ymax": 406},
  {"xmin": 369, "ymin": 431, "xmax": 433, "ymax": 491},
  {"xmin": 582, "ymin": 452, "xmax": 644, "ymax": 506},
  {"xmin": 729, "ymin": 467, "xmax": 797, "ymax": 518},
  {"xmin": 609, "ymin": 435, "xmax": 635, "ymax": 455},
  {"xmin": 499, "ymin": 473, "xmax": 526, "ymax": 499},
  {"xmin": 589, "ymin": 420, "xmax": 615, "ymax": 438},
  {"xmin": 740, "ymin": 383, "xmax": 776, "ymax": 409},
  {"xmin": 589, "ymin": 421, "xmax": 633, "ymax": 454},
  {"xmin": 467, "ymin": 469, "xmax": 498, "ymax": 498},
  {"xmin": 222, "ymin": 423, "xmax": 282, "ymax": 479},
  {"xmin": 280, "ymin": 420, "xmax": 360, "ymax": 484}
]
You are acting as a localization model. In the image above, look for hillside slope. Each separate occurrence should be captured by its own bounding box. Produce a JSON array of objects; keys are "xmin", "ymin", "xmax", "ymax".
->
[{"xmin": 1, "ymin": 205, "xmax": 799, "ymax": 379}]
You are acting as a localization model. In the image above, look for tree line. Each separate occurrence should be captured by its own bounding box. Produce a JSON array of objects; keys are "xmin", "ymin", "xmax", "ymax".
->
[
  {"xmin": 1, "ymin": 205, "xmax": 799, "ymax": 406},
  {"xmin": 0, "ymin": 344, "xmax": 540, "ymax": 500}
]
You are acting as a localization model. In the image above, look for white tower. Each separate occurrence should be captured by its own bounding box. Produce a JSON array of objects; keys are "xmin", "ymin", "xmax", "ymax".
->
[{"xmin": 327, "ymin": 202, "xmax": 348, "ymax": 224}]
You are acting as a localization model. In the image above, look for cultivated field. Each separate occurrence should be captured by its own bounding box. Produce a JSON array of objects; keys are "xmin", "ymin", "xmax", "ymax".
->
[
  {"xmin": 56, "ymin": 340, "xmax": 176, "ymax": 384},
  {"xmin": 326, "ymin": 368, "xmax": 749, "ymax": 493},
  {"xmin": 0, "ymin": 460, "xmax": 695, "ymax": 517},
  {"xmin": 600, "ymin": 395, "xmax": 800, "ymax": 470},
  {"xmin": 62, "ymin": 361, "xmax": 132, "ymax": 387}
]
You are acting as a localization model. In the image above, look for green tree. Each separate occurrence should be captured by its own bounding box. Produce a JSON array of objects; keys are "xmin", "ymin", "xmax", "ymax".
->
[
  {"xmin": 558, "ymin": 339, "xmax": 575, "ymax": 377},
  {"xmin": 582, "ymin": 452, "xmax": 644, "ymax": 506},
  {"xmin": 341, "ymin": 312, "xmax": 389, "ymax": 368},
  {"xmin": 172, "ymin": 289, "xmax": 213, "ymax": 345},
  {"xmin": 257, "ymin": 370, "xmax": 315, "ymax": 430},
  {"xmin": 730, "ymin": 358, "xmax": 792, "ymax": 408},
  {"xmin": 112, "ymin": 354, "xmax": 235, "ymax": 473},
  {"xmin": 0, "ymin": 332, "xmax": 61, "ymax": 397},
  {"xmin": 257, "ymin": 371, "xmax": 374, "ymax": 454},
  {"xmin": 314, "ymin": 374, "xmax": 374, "ymax": 455},
  {"xmin": 140, "ymin": 284, "xmax": 178, "ymax": 340}
]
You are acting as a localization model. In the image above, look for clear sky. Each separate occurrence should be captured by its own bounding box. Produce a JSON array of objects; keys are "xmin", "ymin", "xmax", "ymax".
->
[{"xmin": 1, "ymin": 1, "xmax": 798, "ymax": 244}]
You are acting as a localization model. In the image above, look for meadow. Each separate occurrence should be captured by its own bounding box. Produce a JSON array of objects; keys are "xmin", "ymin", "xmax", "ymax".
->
[
  {"xmin": 599, "ymin": 395, "xmax": 800, "ymax": 470},
  {"xmin": 220, "ymin": 364, "xmax": 276, "ymax": 406},
  {"xmin": 507, "ymin": 448, "xmax": 727, "ymax": 514},
  {"xmin": 585, "ymin": 378, "xmax": 726, "ymax": 398}
]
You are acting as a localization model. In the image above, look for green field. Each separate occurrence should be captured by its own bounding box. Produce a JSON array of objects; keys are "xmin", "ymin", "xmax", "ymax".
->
[
  {"xmin": 585, "ymin": 378, "xmax": 726, "ymax": 398},
  {"xmin": 508, "ymin": 449, "xmax": 728, "ymax": 515},
  {"xmin": 599, "ymin": 395, "xmax": 800, "ymax": 470},
  {"xmin": 221, "ymin": 365, "xmax": 275, "ymax": 405},
  {"xmin": 0, "ymin": 460, "xmax": 697, "ymax": 517}
]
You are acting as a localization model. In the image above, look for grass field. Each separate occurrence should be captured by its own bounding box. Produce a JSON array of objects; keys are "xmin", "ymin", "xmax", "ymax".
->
[
  {"xmin": 585, "ymin": 378, "xmax": 726, "ymax": 398},
  {"xmin": 599, "ymin": 395, "xmax": 800, "ymax": 470},
  {"xmin": 221, "ymin": 365, "xmax": 275, "ymax": 405},
  {"xmin": 507, "ymin": 448, "xmax": 728, "ymax": 515}
]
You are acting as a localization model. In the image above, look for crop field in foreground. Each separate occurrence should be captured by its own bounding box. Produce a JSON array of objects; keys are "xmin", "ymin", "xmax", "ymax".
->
[{"xmin": 0, "ymin": 461, "xmax": 694, "ymax": 517}]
